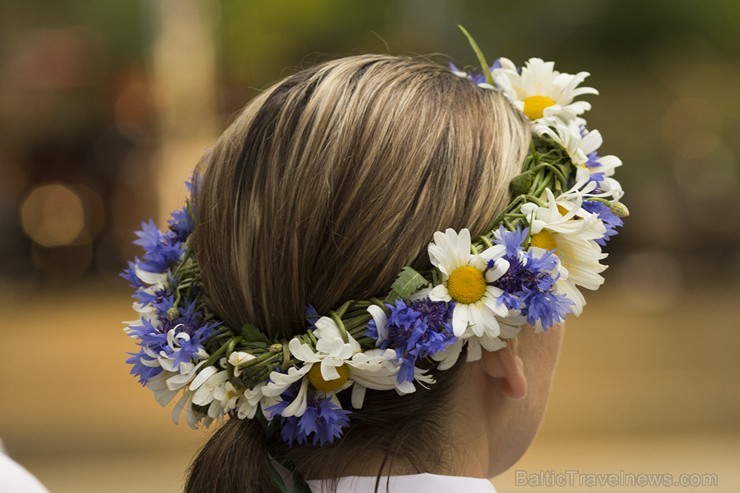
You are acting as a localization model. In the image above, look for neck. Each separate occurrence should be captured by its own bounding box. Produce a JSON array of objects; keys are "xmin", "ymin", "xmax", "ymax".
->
[{"xmin": 318, "ymin": 366, "xmax": 493, "ymax": 480}]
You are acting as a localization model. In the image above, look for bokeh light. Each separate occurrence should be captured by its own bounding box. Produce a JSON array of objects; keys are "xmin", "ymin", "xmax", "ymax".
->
[{"xmin": 20, "ymin": 183, "xmax": 86, "ymax": 247}]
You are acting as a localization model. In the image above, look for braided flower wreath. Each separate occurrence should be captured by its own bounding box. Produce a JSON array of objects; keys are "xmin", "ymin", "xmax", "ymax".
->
[{"xmin": 122, "ymin": 30, "xmax": 628, "ymax": 452}]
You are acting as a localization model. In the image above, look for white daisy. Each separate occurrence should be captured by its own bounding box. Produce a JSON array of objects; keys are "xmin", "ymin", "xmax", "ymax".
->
[
  {"xmin": 261, "ymin": 365, "xmax": 312, "ymax": 417},
  {"xmin": 430, "ymin": 313, "xmax": 523, "ymax": 369},
  {"xmin": 534, "ymin": 119, "xmax": 589, "ymax": 167},
  {"xmin": 262, "ymin": 316, "xmax": 402, "ymax": 417},
  {"xmin": 144, "ymin": 344, "xmax": 210, "ymax": 427},
  {"xmin": 169, "ymin": 387, "xmax": 202, "ymax": 428},
  {"xmin": 521, "ymin": 190, "xmax": 608, "ymax": 315},
  {"xmin": 346, "ymin": 348, "xmax": 414, "ymax": 409},
  {"xmin": 288, "ymin": 316, "xmax": 361, "ymax": 390},
  {"xmin": 189, "ymin": 366, "xmax": 231, "ymax": 417},
  {"xmin": 492, "ymin": 57, "xmax": 598, "ymax": 122},
  {"xmin": 428, "ymin": 228, "xmax": 510, "ymax": 340},
  {"xmin": 534, "ymin": 119, "xmax": 624, "ymax": 201},
  {"xmin": 236, "ymin": 383, "xmax": 265, "ymax": 420}
]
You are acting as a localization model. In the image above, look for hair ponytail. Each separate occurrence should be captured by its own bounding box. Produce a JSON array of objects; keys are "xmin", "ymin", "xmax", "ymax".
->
[{"xmin": 186, "ymin": 418, "xmax": 275, "ymax": 493}]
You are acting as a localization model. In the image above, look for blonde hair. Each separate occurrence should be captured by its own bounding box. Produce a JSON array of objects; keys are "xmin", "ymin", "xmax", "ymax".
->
[{"xmin": 188, "ymin": 54, "xmax": 530, "ymax": 492}]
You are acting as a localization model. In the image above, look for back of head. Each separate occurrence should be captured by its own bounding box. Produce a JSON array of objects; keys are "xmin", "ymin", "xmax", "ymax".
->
[{"xmin": 188, "ymin": 54, "xmax": 530, "ymax": 492}]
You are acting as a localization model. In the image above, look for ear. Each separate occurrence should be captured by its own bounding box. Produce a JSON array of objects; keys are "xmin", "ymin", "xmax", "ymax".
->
[{"xmin": 479, "ymin": 340, "xmax": 528, "ymax": 400}]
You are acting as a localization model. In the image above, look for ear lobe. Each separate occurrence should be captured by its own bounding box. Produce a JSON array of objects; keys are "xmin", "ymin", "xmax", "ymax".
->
[{"xmin": 480, "ymin": 342, "xmax": 528, "ymax": 400}]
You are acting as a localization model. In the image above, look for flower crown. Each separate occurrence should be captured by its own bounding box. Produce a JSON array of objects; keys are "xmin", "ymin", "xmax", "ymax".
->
[{"xmin": 122, "ymin": 32, "xmax": 627, "ymax": 450}]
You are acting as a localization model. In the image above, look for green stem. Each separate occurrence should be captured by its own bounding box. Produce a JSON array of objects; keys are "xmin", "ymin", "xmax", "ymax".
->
[
  {"xmin": 457, "ymin": 25, "xmax": 494, "ymax": 85},
  {"xmin": 329, "ymin": 310, "xmax": 348, "ymax": 343}
]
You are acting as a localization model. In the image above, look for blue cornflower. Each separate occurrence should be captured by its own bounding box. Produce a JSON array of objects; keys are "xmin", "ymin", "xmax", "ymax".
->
[
  {"xmin": 267, "ymin": 383, "xmax": 351, "ymax": 446},
  {"xmin": 523, "ymin": 286, "xmax": 575, "ymax": 330},
  {"xmin": 495, "ymin": 224, "xmax": 529, "ymax": 256},
  {"xmin": 167, "ymin": 206, "xmax": 193, "ymax": 243},
  {"xmin": 493, "ymin": 226, "xmax": 574, "ymax": 330},
  {"xmin": 449, "ymin": 60, "xmax": 500, "ymax": 85},
  {"xmin": 120, "ymin": 260, "xmax": 143, "ymax": 288},
  {"xmin": 167, "ymin": 300, "xmax": 220, "ymax": 344},
  {"xmin": 133, "ymin": 219, "xmax": 185, "ymax": 272},
  {"xmin": 126, "ymin": 299, "xmax": 219, "ymax": 385},
  {"xmin": 582, "ymin": 200, "xmax": 623, "ymax": 246},
  {"xmin": 367, "ymin": 298, "xmax": 457, "ymax": 383},
  {"xmin": 126, "ymin": 317, "xmax": 167, "ymax": 384},
  {"xmin": 126, "ymin": 349, "xmax": 163, "ymax": 384},
  {"xmin": 305, "ymin": 304, "xmax": 320, "ymax": 330},
  {"xmin": 132, "ymin": 282, "xmax": 173, "ymax": 310}
]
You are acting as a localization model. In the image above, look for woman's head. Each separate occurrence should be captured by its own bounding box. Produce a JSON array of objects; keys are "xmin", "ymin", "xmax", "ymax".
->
[
  {"xmin": 193, "ymin": 54, "xmax": 529, "ymax": 335},
  {"xmin": 188, "ymin": 54, "xmax": 535, "ymax": 491}
]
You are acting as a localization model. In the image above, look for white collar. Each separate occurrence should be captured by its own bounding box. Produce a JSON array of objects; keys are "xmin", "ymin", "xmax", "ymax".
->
[{"xmin": 306, "ymin": 473, "xmax": 497, "ymax": 493}]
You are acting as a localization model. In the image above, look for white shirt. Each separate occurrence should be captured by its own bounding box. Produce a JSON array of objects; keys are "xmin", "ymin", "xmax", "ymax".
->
[
  {"xmin": 0, "ymin": 450, "xmax": 50, "ymax": 493},
  {"xmin": 306, "ymin": 473, "xmax": 497, "ymax": 493}
]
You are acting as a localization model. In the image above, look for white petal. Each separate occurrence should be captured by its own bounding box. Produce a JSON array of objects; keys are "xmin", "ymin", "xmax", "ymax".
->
[
  {"xmin": 320, "ymin": 360, "xmax": 341, "ymax": 381},
  {"xmin": 189, "ymin": 365, "xmax": 218, "ymax": 391},
  {"xmin": 474, "ymin": 302, "xmax": 501, "ymax": 337},
  {"xmin": 228, "ymin": 351, "xmax": 256, "ymax": 367},
  {"xmin": 192, "ymin": 385, "xmax": 214, "ymax": 407},
  {"xmin": 347, "ymin": 332, "xmax": 362, "ymax": 354},
  {"xmin": 314, "ymin": 316, "xmax": 341, "ymax": 340},
  {"xmin": 135, "ymin": 266, "xmax": 168, "ymax": 286},
  {"xmin": 483, "ymin": 290, "xmax": 508, "ymax": 318},
  {"xmin": 288, "ymin": 338, "xmax": 321, "ymax": 363},
  {"xmin": 282, "ymin": 379, "xmax": 309, "ymax": 417},
  {"xmin": 479, "ymin": 334, "xmax": 507, "ymax": 352},
  {"xmin": 262, "ymin": 366, "xmax": 311, "ymax": 397},
  {"xmin": 485, "ymin": 258, "xmax": 510, "ymax": 283},
  {"xmin": 456, "ymin": 228, "xmax": 472, "ymax": 258},
  {"xmin": 428, "ymin": 245, "xmax": 453, "ymax": 275},
  {"xmin": 350, "ymin": 368, "xmax": 398, "ymax": 391},
  {"xmin": 351, "ymin": 383, "xmax": 367, "ymax": 409},
  {"xmin": 166, "ymin": 370, "xmax": 195, "ymax": 392},
  {"xmin": 479, "ymin": 244, "xmax": 506, "ymax": 261},
  {"xmin": 466, "ymin": 339, "xmax": 482, "ymax": 362},
  {"xmin": 207, "ymin": 399, "xmax": 225, "ymax": 419},
  {"xmin": 429, "ymin": 284, "xmax": 452, "ymax": 302},
  {"xmin": 557, "ymin": 279, "xmax": 586, "ymax": 316},
  {"xmin": 395, "ymin": 379, "xmax": 416, "ymax": 395},
  {"xmin": 451, "ymin": 303, "xmax": 469, "ymax": 337},
  {"xmin": 432, "ymin": 340, "xmax": 463, "ymax": 370},
  {"xmin": 171, "ymin": 391, "xmax": 193, "ymax": 426},
  {"xmin": 237, "ymin": 398, "xmax": 258, "ymax": 419},
  {"xmin": 498, "ymin": 319, "xmax": 524, "ymax": 339},
  {"xmin": 367, "ymin": 305, "xmax": 388, "ymax": 344}
]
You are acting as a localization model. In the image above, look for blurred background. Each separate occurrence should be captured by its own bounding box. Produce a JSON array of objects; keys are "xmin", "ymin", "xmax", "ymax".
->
[{"xmin": 0, "ymin": 0, "xmax": 738, "ymax": 491}]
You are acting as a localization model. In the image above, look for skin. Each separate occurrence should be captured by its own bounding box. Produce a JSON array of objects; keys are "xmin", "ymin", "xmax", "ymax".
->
[
  {"xmin": 340, "ymin": 324, "xmax": 565, "ymax": 479},
  {"xmin": 452, "ymin": 324, "xmax": 565, "ymax": 478}
]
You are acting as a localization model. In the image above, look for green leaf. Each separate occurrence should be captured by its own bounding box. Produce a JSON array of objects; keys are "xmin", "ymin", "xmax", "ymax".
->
[
  {"xmin": 510, "ymin": 170, "xmax": 534, "ymax": 196},
  {"xmin": 269, "ymin": 463, "xmax": 288, "ymax": 493},
  {"xmin": 241, "ymin": 323, "xmax": 269, "ymax": 344},
  {"xmin": 385, "ymin": 266, "xmax": 429, "ymax": 303},
  {"xmin": 457, "ymin": 24, "xmax": 494, "ymax": 86},
  {"xmin": 291, "ymin": 474, "xmax": 313, "ymax": 493}
]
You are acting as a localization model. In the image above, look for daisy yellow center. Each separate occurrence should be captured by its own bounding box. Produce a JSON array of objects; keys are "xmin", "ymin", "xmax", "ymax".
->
[
  {"xmin": 523, "ymin": 95, "xmax": 556, "ymax": 120},
  {"xmin": 531, "ymin": 230, "xmax": 558, "ymax": 253},
  {"xmin": 309, "ymin": 363, "xmax": 349, "ymax": 392},
  {"xmin": 447, "ymin": 265, "xmax": 487, "ymax": 304},
  {"xmin": 557, "ymin": 204, "xmax": 569, "ymax": 216}
]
